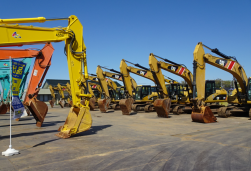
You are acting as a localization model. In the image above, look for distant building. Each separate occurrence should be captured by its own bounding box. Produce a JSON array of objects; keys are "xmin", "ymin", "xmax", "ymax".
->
[{"xmin": 37, "ymin": 79, "xmax": 70, "ymax": 104}]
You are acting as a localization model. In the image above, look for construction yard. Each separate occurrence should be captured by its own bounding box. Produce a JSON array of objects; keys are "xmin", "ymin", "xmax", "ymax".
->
[{"xmin": 1, "ymin": 106, "xmax": 251, "ymax": 171}]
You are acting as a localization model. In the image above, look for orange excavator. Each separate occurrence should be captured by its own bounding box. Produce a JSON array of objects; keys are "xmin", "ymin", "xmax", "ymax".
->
[{"xmin": 0, "ymin": 43, "xmax": 54, "ymax": 126}]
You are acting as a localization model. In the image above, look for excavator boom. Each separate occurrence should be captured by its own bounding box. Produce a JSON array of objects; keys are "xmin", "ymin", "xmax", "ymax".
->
[{"xmin": 0, "ymin": 16, "xmax": 92, "ymax": 138}]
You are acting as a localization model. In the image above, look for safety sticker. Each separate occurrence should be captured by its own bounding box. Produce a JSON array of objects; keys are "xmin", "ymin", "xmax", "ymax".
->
[
  {"xmin": 33, "ymin": 69, "xmax": 38, "ymax": 76},
  {"xmin": 227, "ymin": 61, "xmax": 235, "ymax": 70},
  {"xmin": 178, "ymin": 67, "xmax": 185, "ymax": 75}
]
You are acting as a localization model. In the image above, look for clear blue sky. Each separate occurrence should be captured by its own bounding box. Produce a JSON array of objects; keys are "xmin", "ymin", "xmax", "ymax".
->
[{"xmin": 1, "ymin": 0, "xmax": 251, "ymax": 86}]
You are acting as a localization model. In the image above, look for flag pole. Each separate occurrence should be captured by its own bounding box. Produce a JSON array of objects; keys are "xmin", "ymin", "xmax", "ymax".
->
[{"xmin": 2, "ymin": 56, "xmax": 19, "ymax": 156}]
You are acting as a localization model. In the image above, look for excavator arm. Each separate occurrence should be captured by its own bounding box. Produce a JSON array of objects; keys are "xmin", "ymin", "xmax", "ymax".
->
[
  {"xmin": 48, "ymin": 85, "xmax": 56, "ymax": 108},
  {"xmin": 153, "ymin": 54, "xmax": 193, "ymax": 91},
  {"xmin": 0, "ymin": 43, "xmax": 54, "ymax": 125},
  {"xmin": 120, "ymin": 59, "xmax": 171, "ymax": 116},
  {"xmin": 0, "ymin": 16, "xmax": 92, "ymax": 138},
  {"xmin": 96, "ymin": 66, "xmax": 112, "ymax": 112}
]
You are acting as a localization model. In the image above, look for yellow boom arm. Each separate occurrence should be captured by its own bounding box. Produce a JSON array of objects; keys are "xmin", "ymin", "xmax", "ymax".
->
[
  {"xmin": 0, "ymin": 16, "xmax": 91, "ymax": 138},
  {"xmin": 194, "ymin": 42, "xmax": 248, "ymax": 101}
]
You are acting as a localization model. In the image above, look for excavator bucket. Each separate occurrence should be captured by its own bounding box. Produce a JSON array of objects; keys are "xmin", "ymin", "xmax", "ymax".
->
[
  {"xmin": 25, "ymin": 98, "xmax": 48, "ymax": 127},
  {"xmin": 69, "ymin": 100, "xmax": 72, "ymax": 107},
  {"xmin": 0, "ymin": 103, "xmax": 8, "ymax": 114},
  {"xmin": 81, "ymin": 98, "xmax": 95, "ymax": 111},
  {"xmin": 56, "ymin": 106, "xmax": 92, "ymax": 139},
  {"xmin": 191, "ymin": 106, "xmax": 217, "ymax": 123},
  {"xmin": 153, "ymin": 98, "xmax": 171, "ymax": 117},
  {"xmin": 59, "ymin": 100, "xmax": 65, "ymax": 108},
  {"xmin": 89, "ymin": 97, "xmax": 96, "ymax": 110},
  {"xmin": 49, "ymin": 98, "xmax": 55, "ymax": 108},
  {"xmin": 98, "ymin": 98, "xmax": 110, "ymax": 112},
  {"xmin": 119, "ymin": 98, "xmax": 134, "ymax": 115}
]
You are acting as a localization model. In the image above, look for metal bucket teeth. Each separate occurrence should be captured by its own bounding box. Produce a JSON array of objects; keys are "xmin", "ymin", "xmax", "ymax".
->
[
  {"xmin": 25, "ymin": 98, "xmax": 48, "ymax": 127},
  {"xmin": 0, "ymin": 104, "xmax": 8, "ymax": 114},
  {"xmin": 56, "ymin": 106, "xmax": 92, "ymax": 139},
  {"xmin": 191, "ymin": 106, "xmax": 217, "ymax": 123},
  {"xmin": 119, "ymin": 98, "xmax": 134, "ymax": 115},
  {"xmin": 153, "ymin": 98, "xmax": 171, "ymax": 118},
  {"xmin": 98, "ymin": 98, "xmax": 110, "ymax": 113}
]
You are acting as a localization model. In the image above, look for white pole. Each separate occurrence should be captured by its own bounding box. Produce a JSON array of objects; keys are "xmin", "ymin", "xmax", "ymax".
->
[
  {"xmin": 9, "ymin": 56, "xmax": 12, "ymax": 148},
  {"xmin": 2, "ymin": 56, "xmax": 19, "ymax": 156}
]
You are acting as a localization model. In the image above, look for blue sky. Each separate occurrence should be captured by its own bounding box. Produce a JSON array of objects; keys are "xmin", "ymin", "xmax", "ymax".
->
[{"xmin": 1, "ymin": 0, "xmax": 251, "ymax": 86}]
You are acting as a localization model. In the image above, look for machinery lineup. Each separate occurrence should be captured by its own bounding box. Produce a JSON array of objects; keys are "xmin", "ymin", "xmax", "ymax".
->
[{"xmin": 0, "ymin": 16, "xmax": 250, "ymax": 139}]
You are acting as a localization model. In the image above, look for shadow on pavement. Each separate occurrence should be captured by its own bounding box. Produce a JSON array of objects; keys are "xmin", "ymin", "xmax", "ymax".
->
[
  {"xmin": 73, "ymin": 125, "xmax": 112, "ymax": 137},
  {"xmin": 0, "ymin": 121, "xmax": 65, "ymax": 128},
  {"xmin": 33, "ymin": 138, "xmax": 59, "ymax": 148},
  {"xmin": 0, "ymin": 130, "xmax": 58, "ymax": 140}
]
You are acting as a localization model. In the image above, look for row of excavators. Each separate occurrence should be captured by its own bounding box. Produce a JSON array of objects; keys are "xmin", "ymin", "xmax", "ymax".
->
[{"xmin": 0, "ymin": 15, "xmax": 249, "ymax": 139}]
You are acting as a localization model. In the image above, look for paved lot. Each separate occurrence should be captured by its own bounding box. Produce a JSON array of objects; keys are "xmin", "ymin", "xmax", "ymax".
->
[{"xmin": 1, "ymin": 106, "xmax": 251, "ymax": 171}]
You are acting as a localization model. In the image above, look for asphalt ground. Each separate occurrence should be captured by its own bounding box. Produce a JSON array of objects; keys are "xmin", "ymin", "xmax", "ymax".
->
[{"xmin": 1, "ymin": 106, "xmax": 251, "ymax": 171}]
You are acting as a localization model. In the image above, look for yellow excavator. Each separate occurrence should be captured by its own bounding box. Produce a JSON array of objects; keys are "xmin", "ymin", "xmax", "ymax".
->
[
  {"xmin": 120, "ymin": 59, "xmax": 175, "ymax": 116},
  {"xmin": 95, "ymin": 66, "xmax": 129, "ymax": 112},
  {"xmin": 150, "ymin": 54, "xmax": 228, "ymax": 114},
  {"xmin": 193, "ymin": 42, "xmax": 251, "ymax": 121},
  {"xmin": 49, "ymin": 83, "xmax": 72, "ymax": 108},
  {"xmin": 96, "ymin": 66, "xmax": 137, "ymax": 110},
  {"xmin": 0, "ymin": 16, "xmax": 92, "ymax": 138}
]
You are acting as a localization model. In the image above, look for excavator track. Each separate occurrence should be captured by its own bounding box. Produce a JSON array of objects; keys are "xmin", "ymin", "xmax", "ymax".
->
[
  {"xmin": 111, "ymin": 103, "xmax": 120, "ymax": 110},
  {"xmin": 191, "ymin": 106, "xmax": 217, "ymax": 123},
  {"xmin": 172, "ymin": 105, "xmax": 183, "ymax": 115},
  {"xmin": 218, "ymin": 107, "xmax": 231, "ymax": 118},
  {"xmin": 153, "ymin": 98, "xmax": 171, "ymax": 117},
  {"xmin": 119, "ymin": 98, "xmax": 134, "ymax": 115},
  {"xmin": 144, "ymin": 104, "xmax": 154, "ymax": 112}
]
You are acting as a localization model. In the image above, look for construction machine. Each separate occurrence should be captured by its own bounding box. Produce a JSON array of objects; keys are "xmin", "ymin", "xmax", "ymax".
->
[
  {"xmin": 95, "ymin": 66, "xmax": 136, "ymax": 111},
  {"xmin": 192, "ymin": 42, "xmax": 251, "ymax": 121},
  {"xmin": 149, "ymin": 54, "xmax": 228, "ymax": 115},
  {"xmin": 0, "ymin": 16, "xmax": 92, "ymax": 138},
  {"xmin": 48, "ymin": 84, "xmax": 56, "ymax": 108},
  {"xmin": 120, "ymin": 59, "xmax": 174, "ymax": 116},
  {"xmin": 0, "ymin": 44, "xmax": 54, "ymax": 124},
  {"xmin": 49, "ymin": 84, "xmax": 70, "ymax": 108}
]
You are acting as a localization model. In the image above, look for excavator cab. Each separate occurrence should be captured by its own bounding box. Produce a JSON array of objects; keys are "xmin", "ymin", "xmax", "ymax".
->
[
  {"xmin": 114, "ymin": 87, "xmax": 125, "ymax": 100},
  {"xmin": 135, "ymin": 85, "xmax": 152, "ymax": 100},
  {"xmin": 246, "ymin": 78, "xmax": 251, "ymax": 101},
  {"xmin": 205, "ymin": 80, "xmax": 216, "ymax": 100}
]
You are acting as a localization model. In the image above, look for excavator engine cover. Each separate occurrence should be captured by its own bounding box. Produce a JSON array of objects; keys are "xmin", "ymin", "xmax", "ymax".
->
[
  {"xmin": 98, "ymin": 98, "xmax": 110, "ymax": 113},
  {"xmin": 56, "ymin": 106, "xmax": 92, "ymax": 139},
  {"xmin": 49, "ymin": 98, "xmax": 55, "ymax": 108},
  {"xmin": 0, "ymin": 103, "xmax": 8, "ymax": 114},
  {"xmin": 25, "ymin": 98, "xmax": 48, "ymax": 127},
  {"xmin": 153, "ymin": 98, "xmax": 171, "ymax": 117},
  {"xmin": 119, "ymin": 98, "xmax": 134, "ymax": 115},
  {"xmin": 191, "ymin": 106, "xmax": 217, "ymax": 123}
]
